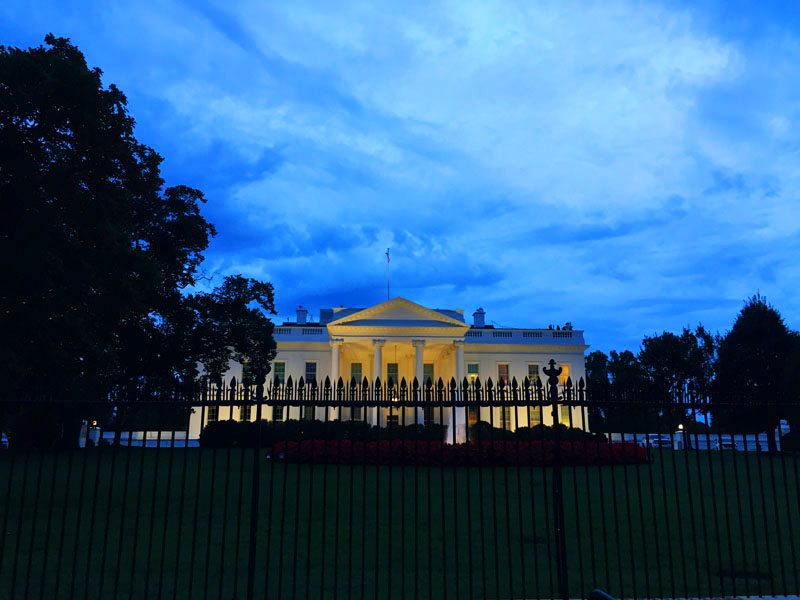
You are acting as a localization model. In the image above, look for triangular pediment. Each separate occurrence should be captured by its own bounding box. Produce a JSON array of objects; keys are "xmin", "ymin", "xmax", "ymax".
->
[{"xmin": 327, "ymin": 297, "xmax": 466, "ymax": 328}]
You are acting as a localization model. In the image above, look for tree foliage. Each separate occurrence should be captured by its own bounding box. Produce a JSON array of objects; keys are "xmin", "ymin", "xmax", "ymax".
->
[
  {"xmin": 712, "ymin": 294, "xmax": 800, "ymax": 442},
  {"xmin": 639, "ymin": 326, "xmax": 715, "ymax": 397},
  {"xmin": 0, "ymin": 36, "xmax": 277, "ymax": 444}
]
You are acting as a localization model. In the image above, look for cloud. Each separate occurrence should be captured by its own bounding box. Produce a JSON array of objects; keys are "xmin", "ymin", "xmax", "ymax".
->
[{"xmin": 4, "ymin": 0, "xmax": 800, "ymax": 351}]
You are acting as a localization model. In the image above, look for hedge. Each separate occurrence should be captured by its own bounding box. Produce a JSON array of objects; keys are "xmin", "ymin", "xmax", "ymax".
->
[
  {"xmin": 198, "ymin": 419, "xmax": 605, "ymax": 448},
  {"xmin": 269, "ymin": 439, "xmax": 647, "ymax": 467}
]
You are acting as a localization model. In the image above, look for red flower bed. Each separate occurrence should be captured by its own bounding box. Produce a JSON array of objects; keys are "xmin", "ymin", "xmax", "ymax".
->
[{"xmin": 269, "ymin": 439, "xmax": 646, "ymax": 467}]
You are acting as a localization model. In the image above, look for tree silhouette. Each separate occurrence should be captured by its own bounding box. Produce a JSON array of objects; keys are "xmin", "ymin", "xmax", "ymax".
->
[
  {"xmin": 0, "ymin": 36, "xmax": 276, "ymax": 445},
  {"xmin": 712, "ymin": 294, "xmax": 799, "ymax": 450}
]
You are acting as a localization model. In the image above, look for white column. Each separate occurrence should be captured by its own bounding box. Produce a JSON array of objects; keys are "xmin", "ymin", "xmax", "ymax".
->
[
  {"xmin": 328, "ymin": 339, "xmax": 343, "ymax": 421},
  {"xmin": 369, "ymin": 339, "xmax": 384, "ymax": 426},
  {"xmin": 456, "ymin": 341, "xmax": 465, "ymax": 384},
  {"xmin": 413, "ymin": 339, "xmax": 426, "ymax": 425},
  {"xmin": 446, "ymin": 340, "xmax": 467, "ymax": 443}
]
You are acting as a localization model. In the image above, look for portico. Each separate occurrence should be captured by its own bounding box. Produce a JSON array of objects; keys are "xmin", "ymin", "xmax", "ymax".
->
[{"xmin": 325, "ymin": 300, "xmax": 471, "ymax": 426}]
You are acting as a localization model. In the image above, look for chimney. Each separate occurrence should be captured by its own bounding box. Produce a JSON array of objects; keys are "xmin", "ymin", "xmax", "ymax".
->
[
  {"xmin": 296, "ymin": 305, "xmax": 308, "ymax": 325},
  {"xmin": 473, "ymin": 307, "xmax": 485, "ymax": 328}
]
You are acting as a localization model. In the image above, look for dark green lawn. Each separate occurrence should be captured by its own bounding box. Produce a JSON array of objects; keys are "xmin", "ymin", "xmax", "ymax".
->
[{"xmin": 1, "ymin": 446, "xmax": 798, "ymax": 599}]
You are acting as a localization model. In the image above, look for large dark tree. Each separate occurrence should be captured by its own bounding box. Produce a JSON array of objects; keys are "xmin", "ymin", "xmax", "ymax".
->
[
  {"xmin": 638, "ymin": 326, "xmax": 715, "ymax": 398},
  {"xmin": 712, "ymin": 294, "xmax": 799, "ymax": 450},
  {"xmin": 0, "ymin": 36, "xmax": 276, "ymax": 445}
]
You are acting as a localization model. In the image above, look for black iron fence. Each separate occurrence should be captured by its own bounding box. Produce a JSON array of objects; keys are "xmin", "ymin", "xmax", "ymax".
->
[{"xmin": 1, "ymin": 373, "xmax": 798, "ymax": 599}]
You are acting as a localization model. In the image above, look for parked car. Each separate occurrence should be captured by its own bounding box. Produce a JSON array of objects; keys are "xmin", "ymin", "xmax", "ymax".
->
[{"xmin": 646, "ymin": 433, "xmax": 673, "ymax": 448}]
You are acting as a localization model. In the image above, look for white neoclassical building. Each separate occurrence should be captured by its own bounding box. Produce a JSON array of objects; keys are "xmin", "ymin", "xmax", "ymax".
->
[{"xmin": 188, "ymin": 297, "xmax": 589, "ymax": 439}]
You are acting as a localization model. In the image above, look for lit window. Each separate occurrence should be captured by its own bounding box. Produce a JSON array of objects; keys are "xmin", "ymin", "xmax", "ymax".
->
[
  {"xmin": 500, "ymin": 407, "xmax": 512, "ymax": 430},
  {"xmin": 422, "ymin": 363, "xmax": 435, "ymax": 424},
  {"xmin": 560, "ymin": 405, "xmax": 571, "ymax": 426},
  {"xmin": 466, "ymin": 363, "xmax": 480, "ymax": 424},
  {"xmin": 558, "ymin": 364, "xmax": 571, "ymax": 386},
  {"xmin": 497, "ymin": 363, "xmax": 509, "ymax": 384},
  {"xmin": 272, "ymin": 405, "xmax": 283, "ymax": 421},
  {"xmin": 207, "ymin": 405, "xmax": 218, "ymax": 423},
  {"xmin": 351, "ymin": 363, "xmax": 362, "ymax": 420},
  {"xmin": 528, "ymin": 364, "xmax": 542, "ymax": 426}
]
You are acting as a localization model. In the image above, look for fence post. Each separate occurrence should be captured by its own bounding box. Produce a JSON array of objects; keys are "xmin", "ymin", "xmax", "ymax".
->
[
  {"xmin": 544, "ymin": 359, "xmax": 569, "ymax": 600},
  {"xmin": 246, "ymin": 376, "xmax": 264, "ymax": 600}
]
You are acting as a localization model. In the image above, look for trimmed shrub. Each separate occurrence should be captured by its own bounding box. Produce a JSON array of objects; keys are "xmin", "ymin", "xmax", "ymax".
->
[
  {"xmin": 270, "ymin": 439, "xmax": 647, "ymax": 467},
  {"xmin": 200, "ymin": 419, "xmax": 608, "ymax": 448},
  {"xmin": 198, "ymin": 419, "xmax": 446, "ymax": 448},
  {"xmin": 781, "ymin": 430, "xmax": 799, "ymax": 453},
  {"xmin": 7, "ymin": 406, "xmax": 62, "ymax": 449}
]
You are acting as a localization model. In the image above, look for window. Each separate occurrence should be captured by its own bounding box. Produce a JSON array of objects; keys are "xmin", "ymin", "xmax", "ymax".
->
[
  {"xmin": 387, "ymin": 363, "xmax": 399, "ymax": 386},
  {"xmin": 497, "ymin": 364, "xmax": 511, "ymax": 429},
  {"xmin": 560, "ymin": 405, "xmax": 572, "ymax": 426},
  {"xmin": 351, "ymin": 363, "xmax": 363, "ymax": 420},
  {"xmin": 529, "ymin": 405, "xmax": 542, "ymax": 427},
  {"xmin": 423, "ymin": 363, "xmax": 434, "ymax": 386},
  {"xmin": 422, "ymin": 363, "xmax": 435, "ymax": 425},
  {"xmin": 273, "ymin": 362, "xmax": 286, "ymax": 385},
  {"xmin": 303, "ymin": 362, "xmax": 317, "ymax": 420},
  {"xmin": 272, "ymin": 361, "xmax": 286, "ymax": 421},
  {"xmin": 558, "ymin": 364, "xmax": 571, "ymax": 386},
  {"xmin": 240, "ymin": 405, "xmax": 251, "ymax": 421},
  {"xmin": 350, "ymin": 362, "xmax": 362, "ymax": 386},
  {"xmin": 241, "ymin": 360, "xmax": 253, "ymax": 385},
  {"xmin": 500, "ymin": 406, "xmax": 512, "ymax": 430},
  {"xmin": 527, "ymin": 364, "xmax": 540, "ymax": 384},
  {"xmin": 305, "ymin": 362, "xmax": 317, "ymax": 385},
  {"xmin": 466, "ymin": 364, "xmax": 480, "ymax": 424},
  {"xmin": 527, "ymin": 364, "xmax": 542, "ymax": 426},
  {"xmin": 497, "ymin": 363, "xmax": 509, "ymax": 384},
  {"xmin": 207, "ymin": 405, "xmax": 219, "ymax": 423}
]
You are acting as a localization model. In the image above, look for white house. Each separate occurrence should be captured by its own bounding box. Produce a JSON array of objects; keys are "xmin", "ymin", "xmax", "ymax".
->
[{"xmin": 188, "ymin": 297, "xmax": 589, "ymax": 440}]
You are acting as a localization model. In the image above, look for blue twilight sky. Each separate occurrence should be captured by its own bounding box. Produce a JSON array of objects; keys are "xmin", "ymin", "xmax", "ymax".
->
[{"xmin": 3, "ymin": 0, "xmax": 800, "ymax": 353}]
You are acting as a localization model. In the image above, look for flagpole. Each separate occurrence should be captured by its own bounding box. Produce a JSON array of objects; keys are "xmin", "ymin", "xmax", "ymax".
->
[{"xmin": 386, "ymin": 248, "xmax": 390, "ymax": 300}]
